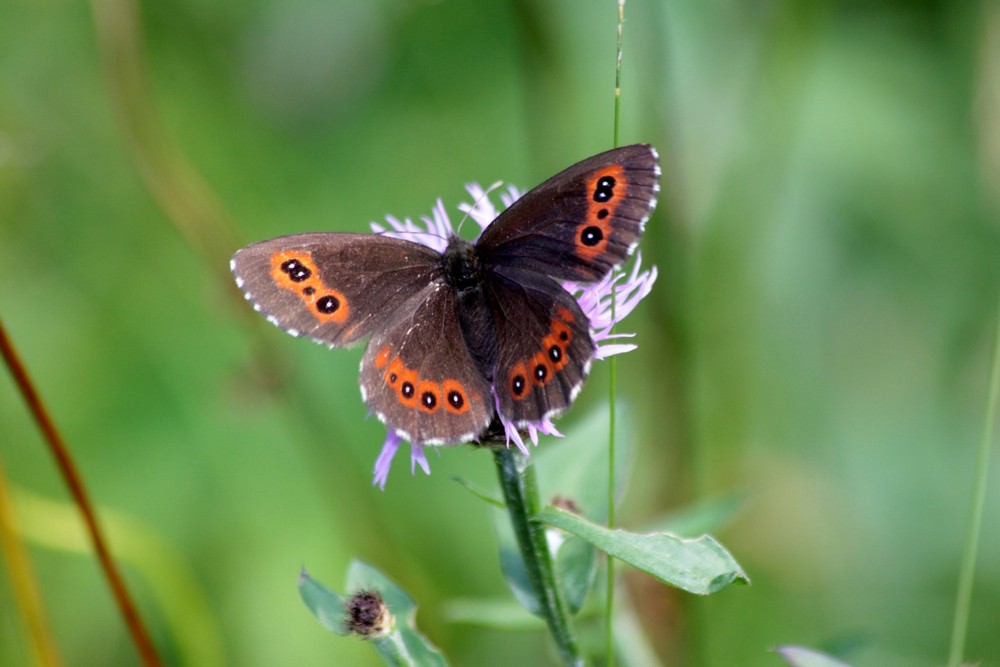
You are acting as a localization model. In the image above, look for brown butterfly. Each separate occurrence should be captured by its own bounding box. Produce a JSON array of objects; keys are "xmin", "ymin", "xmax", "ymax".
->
[{"xmin": 231, "ymin": 144, "xmax": 660, "ymax": 446}]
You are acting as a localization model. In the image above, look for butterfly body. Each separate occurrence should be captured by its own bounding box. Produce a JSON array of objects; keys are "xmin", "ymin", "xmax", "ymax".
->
[{"xmin": 232, "ymin": 144, "xmax": 660, "ymax": 446}]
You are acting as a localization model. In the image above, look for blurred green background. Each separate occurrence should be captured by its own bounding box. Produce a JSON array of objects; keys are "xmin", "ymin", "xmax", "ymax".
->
[{"xmin": 1, "ymin": 0, "xmax": 998, "ymax": 665}]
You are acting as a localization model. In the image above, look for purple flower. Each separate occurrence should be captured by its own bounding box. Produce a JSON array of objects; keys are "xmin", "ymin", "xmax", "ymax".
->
[{"xmin": 370, "ymin": 183, "xmax": 657, "ymax": 489}]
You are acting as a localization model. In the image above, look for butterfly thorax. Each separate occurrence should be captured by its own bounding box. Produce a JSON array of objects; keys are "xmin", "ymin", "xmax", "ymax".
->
[{"xmin": 441, "ymin": 235, "xmax": 482, "ymax": 292}]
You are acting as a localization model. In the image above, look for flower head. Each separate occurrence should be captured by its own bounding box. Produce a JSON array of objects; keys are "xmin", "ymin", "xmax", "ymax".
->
[
  {"xmin": 343, "ymin": 589, "xmax": 394, "ymax": 638},
  {"xmin": 370, "ymin": 182, "xmax": 656, "ymax": 489}
]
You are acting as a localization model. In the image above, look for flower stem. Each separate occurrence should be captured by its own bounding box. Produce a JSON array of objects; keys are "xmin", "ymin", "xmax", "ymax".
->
[
  {"xmin": 0, "ymin": 320, "xmax": 162, "ymax": 667},
  {"xmin": 493, "ymin": 447, "xmax": 583, "ymax": 666},
  {"xmin": 607, "ymin": 3, "xmax": 627, "ymax": 664}
]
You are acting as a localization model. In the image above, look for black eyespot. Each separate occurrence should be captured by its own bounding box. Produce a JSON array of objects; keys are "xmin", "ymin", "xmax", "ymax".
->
[
  {"xmin": 534, "ymin": 364, "xmax": 548, "ymax": 382},
  {"xmin": 548, "ymin": 345, "xmax": 562, "ymax": 363},
  {"xmin": 512, "ymin": 375, "xmax": 526, "ymax": 396},
  {"xmin": 593, "ymin": 176, "xmax": 616, "ymax": 203},
  {"xmin": 581, "ymin": 226, "xmax": 603, "ymax": 246},
  {"xmin": 302, "ymin": 286, "xmax": 315, "ymax": 296},
  {"xmin": 401, "ymin": 382, "xmax": 414, "ymax": 399},
  {"xmin": 316, "ymin": 295, "xmax": 340, "ymax": 314},
  {"xmin": 281, "ymin": 259, "xmax": 312, "ymax": 282},
  {"xmin": 388, "ymin": 373, "xmax": 398, "ymax": 384},
  {"xmin": 448, "ymin": 391, "xmax": 464, "ymax": 408},
  {"xmin": 559, "ymin": 331, "xmax": 569, "ymax": 341},
  {"xmin": 597, "ymin": 208, "xmax": 609, "ymax": 219},
  {"xmin": 422, "ymin": 392, "xmax": 437, "ymax": 409}
]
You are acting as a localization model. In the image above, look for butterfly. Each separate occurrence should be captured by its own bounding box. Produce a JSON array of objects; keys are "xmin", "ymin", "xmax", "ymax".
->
[{"xmin": 231, "ymin": 144, "xmax": 660, "ymax": 446}]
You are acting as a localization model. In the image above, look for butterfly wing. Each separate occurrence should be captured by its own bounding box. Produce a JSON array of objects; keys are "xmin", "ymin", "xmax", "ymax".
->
[
  {"xmin": 360, "ymin": 282, "xmax": 493, "ymax": 445},
  {"xmin": 476, "ymin": 144, "xmax": 659, "ymax": 282},
  {"xmin": 232, "ymin": 232, "xmax": 493, "ymax": 444},
  {"xmin": 231, "ymin": 233, "xmax": 441, "ymax": 346},
  {"xmin": 485, "ymin": 266, "xmax": 596, "ymax": 428}
]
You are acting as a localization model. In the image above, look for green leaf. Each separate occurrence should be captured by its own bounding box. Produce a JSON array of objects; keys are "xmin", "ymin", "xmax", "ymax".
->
[
  {"xmin": 298, "ymin": 568, "xmax": 349, "ymax": 635},
  {"xmin": 775, "ymin": 646, "xmax": 854, "ymax": 667},
  {"xmin": 535, "ymin": 508, "xmax": 750, "ymax": 595}
]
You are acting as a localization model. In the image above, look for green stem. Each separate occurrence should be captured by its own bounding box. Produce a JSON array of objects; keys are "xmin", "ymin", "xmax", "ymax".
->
[
  {"xmin": 947, "ymin": 295, "xmax": 1000, "ymax": 667},
  {"xmin": 493, "ymin": 447, "xmax": 583, "ymax": 666},
  {"xmin": 607, "ymin": 3, "xmax": 626, "ymax": 664}
]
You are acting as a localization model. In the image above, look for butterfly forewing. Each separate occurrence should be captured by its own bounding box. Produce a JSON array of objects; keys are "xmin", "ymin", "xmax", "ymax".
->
[
  {"xmin": 231, "ymin": 233, "xmax": 441, "ymax": 346},
  {"xmin": 476, "ymin": 144, "xmax": 660, "ymax": 283}
]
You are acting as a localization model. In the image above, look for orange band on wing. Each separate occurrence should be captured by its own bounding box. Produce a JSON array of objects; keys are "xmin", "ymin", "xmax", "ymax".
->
[
  {"xmin": 377, "ymin": 348, "xmax": 476, "ymax": 416},
  {"xmin": 269, "ymin": 251, "xmax": 350, "ymax": 325},
  {"xmin": 504, "ymin": 315, "xmax": 577, "ymax": 401},
  {"xmin": 575, "ymin": 164, "xmax": 627, "ymax": 262}
]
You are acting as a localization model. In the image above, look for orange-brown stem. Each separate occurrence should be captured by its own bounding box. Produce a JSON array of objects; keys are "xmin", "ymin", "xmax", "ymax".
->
[{"xmin": 0, "ymin": 320, "xmax": 162, "ymax": 667}]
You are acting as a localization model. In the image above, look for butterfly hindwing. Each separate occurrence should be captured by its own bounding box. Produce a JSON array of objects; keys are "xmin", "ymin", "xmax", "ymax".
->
[
  {"xmin": 360, "ymin": 282, "xmax": 493, "ymax": 444},
  {"xmin": 486, "ymin": 266, "xmax": 596, "ymax": 428},
  {"xmin": 476, "ymin": 144, "xmax": 659, "ymax": 282},
  {"xmin": 231, "ymin": 233, "xmax": 441, "ymax": 347}
]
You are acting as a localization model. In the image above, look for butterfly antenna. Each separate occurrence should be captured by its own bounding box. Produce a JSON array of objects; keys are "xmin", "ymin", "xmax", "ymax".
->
[{"xmin": 455, "ymin": 180, "xmax": 504, "ymax": 236}]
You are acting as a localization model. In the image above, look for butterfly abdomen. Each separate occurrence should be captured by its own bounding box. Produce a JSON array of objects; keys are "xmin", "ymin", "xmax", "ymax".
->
[{"xmin": 442, "ymin": 236, "xmax": 500, "ymax": 383}]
